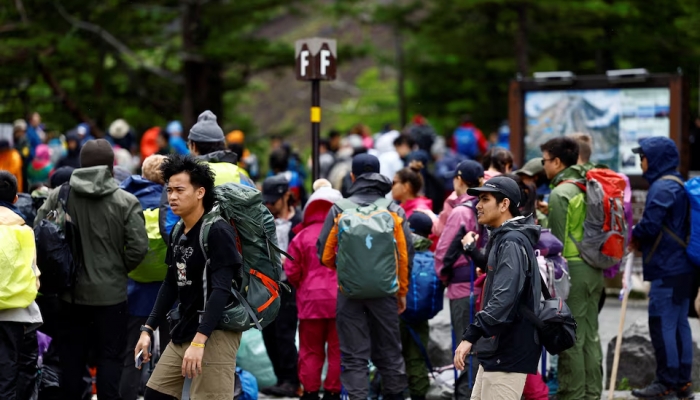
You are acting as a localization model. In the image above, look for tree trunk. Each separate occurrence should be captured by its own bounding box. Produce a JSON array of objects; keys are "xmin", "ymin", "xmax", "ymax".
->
[
  {"xmin": 395, "ymin": 27, "xmax": 407, "ymax": 128},
  {"xmin": 181, "ymin": 1, "xmax": 224, "ymax": 136},
  {"xmin": 515, "ymin": 2, "xmax": 529, "ymax": 77}
]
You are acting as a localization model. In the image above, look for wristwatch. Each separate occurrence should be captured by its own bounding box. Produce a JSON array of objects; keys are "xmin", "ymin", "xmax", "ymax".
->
[{"xmin": 140, "ymin": 325, "xmax": 155, "ymax": 336}]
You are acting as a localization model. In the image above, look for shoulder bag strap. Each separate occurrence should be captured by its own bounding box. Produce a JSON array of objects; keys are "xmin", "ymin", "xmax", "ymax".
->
[{"xmin": 645, "ymin": 175, "xmax": 689, "ymax": 264}]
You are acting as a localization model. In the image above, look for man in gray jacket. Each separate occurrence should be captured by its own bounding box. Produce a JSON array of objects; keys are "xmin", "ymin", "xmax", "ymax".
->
[
  {"xmin": 36, "ymin": 139, "xmax": 148, "ymax": 400},
  {"xmin": 317, "ymin": 154, "xmax": 413, "ymax": 400}
]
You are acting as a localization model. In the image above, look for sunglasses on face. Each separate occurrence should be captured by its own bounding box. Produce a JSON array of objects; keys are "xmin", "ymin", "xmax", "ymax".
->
[
  {"xmin": 639, "ymin": 153, "xmax": 646, "ymax": 161},
  {"xmin": 541, "ymin": 158, "xmax": 554, "ymax": 166}
]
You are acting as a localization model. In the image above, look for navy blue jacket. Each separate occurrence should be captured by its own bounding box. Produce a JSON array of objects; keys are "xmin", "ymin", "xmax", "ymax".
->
[{"xmin": 632, "ymin": 137, "xmax": 692, "ymax": 281}]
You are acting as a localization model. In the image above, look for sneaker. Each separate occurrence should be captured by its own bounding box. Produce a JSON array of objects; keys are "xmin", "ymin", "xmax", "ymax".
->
[
  {"xmin": 268, "ymin": 381, "xmax": 302, "ymax": 398},
  {"xmin": 631, "ymin": 381, "xmax": 679, "ymax": 400},
  {"xmin": 321, "ymin": 391, "xmax": 341, "ymax": 400},
  {"xmin": 676, "ymin": 382, "xmax": 695, "ymax": 400},
  {"xmin": 301, "ymin": 391, "xmax": 320, "ymax": 400}
]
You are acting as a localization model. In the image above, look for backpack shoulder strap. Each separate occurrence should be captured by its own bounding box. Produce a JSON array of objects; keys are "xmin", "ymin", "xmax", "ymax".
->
[
  {"xmin": 372, "ymin": 197, "xmax": 393, "ymax": 210},
  {"xmin": 335, "ymin": 199, "xmax": 358, "ymax": 212},
  {"xmin": 58, "ymin": 183, "xmax": 71, "ymax": 208},
  {"xmin": 645, "ymin": 175, "xmax": 690, "ymax": 262},
  {"xmin": 199, "ymin": 210, "xmax": 224, "ymax": 256},
  {"xmin": 659, "ymin": 174, "xmax": 685, "ymax": 187},
  {"xmin": 558, "ymin": 179, "xmax": 586, "ymax": 192}
]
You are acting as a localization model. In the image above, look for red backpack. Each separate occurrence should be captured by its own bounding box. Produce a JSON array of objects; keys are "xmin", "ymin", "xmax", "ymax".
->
[{"xmin": 560, "ymin": 168, "xmax": 628, "ymax": 270}]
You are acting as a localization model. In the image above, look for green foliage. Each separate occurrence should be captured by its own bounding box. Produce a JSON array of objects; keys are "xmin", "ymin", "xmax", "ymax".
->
[
  {"xmin": 330, "ymin": 67, "xmax": 400, "ymax": 133},
  {"xmin": 365, "ymin": 0, "xmax": 700, "ymax": 134},
  {"xmin": 0, "ymin": 0, "xmax": 306, "ymax": 135},
  {"xmin": 618, "ymin": 377, "xmax": 631, "ymax": 391}
]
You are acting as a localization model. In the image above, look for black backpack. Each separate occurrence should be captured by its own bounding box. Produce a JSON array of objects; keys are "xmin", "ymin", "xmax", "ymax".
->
[
  {"xmin": 520, "ymin": 275, "xmax": 577, "ymax": 355},
  {"xmin": 34, "ymin": 184, "xmax": 83, "ymax": 296}
]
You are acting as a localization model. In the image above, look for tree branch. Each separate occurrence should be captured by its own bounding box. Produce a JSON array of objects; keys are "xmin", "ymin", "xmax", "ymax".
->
[
  {"xmin": 14, "ymin": 0, "xmax": 28, "ymax": 23},
  {"xmin": 36, "ymin": 60, "xmax": 105, "ymax": 138},
  {"xmin": 53, "ymin": 1, "xmax": 184, "ymax": 84}
]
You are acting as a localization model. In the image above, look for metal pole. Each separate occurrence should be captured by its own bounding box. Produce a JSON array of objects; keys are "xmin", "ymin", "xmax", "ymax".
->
[{"xmin": 311, "ymin": 79, "xmax": 321, "ymax": 182}]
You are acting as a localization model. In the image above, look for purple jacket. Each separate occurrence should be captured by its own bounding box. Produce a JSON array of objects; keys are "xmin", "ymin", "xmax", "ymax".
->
[
  {"xmin": 284, "ymin": 188, "xmax": 343, "ymax": 319},
  {"xmin": 435, "ymin": 192, "xmax": 481, "ymax": 299}
]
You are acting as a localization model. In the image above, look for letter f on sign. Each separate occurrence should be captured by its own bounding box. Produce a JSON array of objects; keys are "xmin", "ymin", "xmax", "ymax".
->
[
  {"xmin": 300, "ymin": 50, "xmax": 309, "ymax": 77},
  {"xmin": 320, "ymin": 49, "xmax": 330, "ymax": 75}
]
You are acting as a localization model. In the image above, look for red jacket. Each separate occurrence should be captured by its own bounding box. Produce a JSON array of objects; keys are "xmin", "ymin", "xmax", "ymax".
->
[{"xmin": 284, "ymin": 188, "xmax": 343, "ymax": 319}]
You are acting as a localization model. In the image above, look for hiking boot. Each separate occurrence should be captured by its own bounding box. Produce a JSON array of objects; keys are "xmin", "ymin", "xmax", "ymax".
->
[
  {"xmin": 301, "ymin": 391, "xmax": 320, "ymax": 400},
  {"xmin": 267, "ymin": 381, "xmax": 301, "ymax": 398},
  {"xmin": 321, "ymin": 391, "xmax": 341, "ymax": 400},
  {"xmin": 676, "ymin": 382, "xmax": 695, "ymax": 400},
  {"xmin": 631, "ymin": 381, "xmax": 679, "ymax": 399}
]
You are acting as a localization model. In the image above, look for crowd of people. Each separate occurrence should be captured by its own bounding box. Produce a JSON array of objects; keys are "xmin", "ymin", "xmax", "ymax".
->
[{"xmin": 0, "ymin": 109, "xmax": 696, "ymax": 400}]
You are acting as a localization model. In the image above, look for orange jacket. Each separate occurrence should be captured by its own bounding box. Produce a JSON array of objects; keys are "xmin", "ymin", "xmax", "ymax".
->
[
  {"xmin": 316, "ymin": 174, "xmax": 413, "ymax": 298},
  {"xmin": 0, "ymin": 149, "xmax": 23, "ymax": 192}
]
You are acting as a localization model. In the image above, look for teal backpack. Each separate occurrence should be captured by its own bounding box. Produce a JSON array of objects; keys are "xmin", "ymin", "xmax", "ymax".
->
[
  {"xmin": 173, "ymin": 182, "xmax": 291, "ymax": 331},
  {"xmin": 335, "ymin": 198, "xmax": 400, "ymax": 299}
]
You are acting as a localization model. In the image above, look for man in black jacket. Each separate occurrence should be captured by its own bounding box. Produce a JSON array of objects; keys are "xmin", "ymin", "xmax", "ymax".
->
[{"xmin": 453, "ymin": 176, "xmax": 541, "ymax": 400}]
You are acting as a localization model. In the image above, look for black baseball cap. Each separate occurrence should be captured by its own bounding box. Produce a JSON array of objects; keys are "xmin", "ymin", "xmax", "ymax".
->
[
  {"xmin": 351, "ymin": 153, "xmax": 380, "ymax": 177},
  {"xmin": 631, "ymin": 146, "xmax": 643, "ymax": 155},
  {"xmin": 262, "ymin": 175, "xmax": 289, "ymax": 204},
  {"xmin": 454, "ymin": 160, "xmax": 484, "ymax": 182},
  {"xmin": 467, "ymin": 175, "xmax": 521, "ymax": 207}
]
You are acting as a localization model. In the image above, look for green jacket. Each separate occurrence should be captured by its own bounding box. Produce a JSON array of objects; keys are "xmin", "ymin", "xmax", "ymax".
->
[
  {"xmin": 35, "ymin": 166, "xmax": 148, "ymax": 306},
  {"xmin": 549, "ymin": 165, "xmax": 588, "ymax": 263}
]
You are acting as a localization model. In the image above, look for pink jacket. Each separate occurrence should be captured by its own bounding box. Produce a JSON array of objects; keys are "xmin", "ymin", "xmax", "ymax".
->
[
  {"xmin": 434, "ymin": 192, "xmax": 481, "ymax": 299},
  {"xmin": 431, "ymin": 171, "xmax": 500, "ymax": 237},
  {"xmin": 284, "ymin": 188, "xmax": 343, "ymax": 320},
  {"xmin": 401, "ymin": 196, "xmax": 433, "ymax": 219}
]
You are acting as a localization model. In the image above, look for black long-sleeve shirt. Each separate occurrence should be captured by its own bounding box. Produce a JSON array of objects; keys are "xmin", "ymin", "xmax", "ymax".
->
[{"xmin": 146, "ymin": 217, "xmax": 242, "ymax": 343}]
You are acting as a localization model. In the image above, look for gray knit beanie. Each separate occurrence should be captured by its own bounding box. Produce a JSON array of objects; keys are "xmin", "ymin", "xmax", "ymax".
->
[{"xmin": 188, "ymin": 110, "xmax": 224, "ymax": 143}]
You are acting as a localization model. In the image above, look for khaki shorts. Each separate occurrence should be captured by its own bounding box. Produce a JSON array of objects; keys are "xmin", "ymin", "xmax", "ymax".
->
[{"xmin": 147, "ymin": 330, "xmax": 242, "ymax": 400}]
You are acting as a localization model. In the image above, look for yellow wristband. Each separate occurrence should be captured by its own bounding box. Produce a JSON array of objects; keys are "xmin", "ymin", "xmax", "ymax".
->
[{"xmin": 190, "ymin": 342, "xmax": 205, "ymax": 348}]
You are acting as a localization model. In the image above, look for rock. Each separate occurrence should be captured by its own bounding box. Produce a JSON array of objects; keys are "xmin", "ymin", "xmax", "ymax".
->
[
  {"xmin": 428, "ymin": 308, "xmax": 454, "ymax": 368},
  {"xmin": 605, "ymin": 317, "xmax": 700, "ymax": 390}
]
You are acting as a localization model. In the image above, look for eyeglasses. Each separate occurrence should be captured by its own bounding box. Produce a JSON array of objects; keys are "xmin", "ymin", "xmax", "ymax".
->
[
  {"xmin": 639, "ymin": 154, "xmax": 646, "ymax": 162},
  {"xmin": 541, "ymin": 158, "xmax": 554, "ymax": 166}
]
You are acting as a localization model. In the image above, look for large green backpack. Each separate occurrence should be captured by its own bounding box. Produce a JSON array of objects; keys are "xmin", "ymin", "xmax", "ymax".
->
[
  {"xmin": 128, "ymin": 208, "xmax": 168, "ymax": 283},
  {"xmin": 173, "ymin": 182, "xmax": 291, "ymax": 332},
  {"xmin": 335, "ymin": 198, "xmax": 400, "ymax": 299}
]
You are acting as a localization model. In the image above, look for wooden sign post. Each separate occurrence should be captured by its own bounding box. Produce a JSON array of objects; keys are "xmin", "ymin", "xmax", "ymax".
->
[{"xmin": 295, "ymin": 38, "xmax": 337, "ymax": 182}]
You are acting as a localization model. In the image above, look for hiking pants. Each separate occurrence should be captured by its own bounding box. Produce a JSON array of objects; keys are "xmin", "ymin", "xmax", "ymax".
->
[
  {"xmin": 649, "ymin": 276, "xmax": 693, "ymax": 387},
  {"xmin": 58, "ymin": 301, "xmax": 128, "ymax": 400},
  {"xmin": 262, "ymin": 283, "xmax": 299, "ymax": 386},
  {"xmin": 399, "ymin": 319, "xmax": 430, "ymax": 398},
  {"xmin": 336, "ymin": 293, "xmax": 407, "ymax": 400},
  {"xmin": 298, "ymin": 318, "xmax": 341, "ymax": 393},
  {"xmin": 556, "ymin": 261, "xmax": 603, "ymax": 400},
  {"xmin": 0, "ymin": 322, "xmax": 39, "ymax": 400},
  {"xmin": 522, "ymin": 373, "xmax": 549, "ymax": 400},
  {"xmin": 470, "ymin": 366, "xmax": 527, "ymax": 400}
]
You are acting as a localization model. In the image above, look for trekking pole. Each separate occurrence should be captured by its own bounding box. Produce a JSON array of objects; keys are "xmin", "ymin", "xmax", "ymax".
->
[
  {"xmin": 468, "ymin": 260, "xmax": 475, "ymax": 390},
  {"xmin": 607, "ymin": 253, "xmax": 633, "ymax": 400}
]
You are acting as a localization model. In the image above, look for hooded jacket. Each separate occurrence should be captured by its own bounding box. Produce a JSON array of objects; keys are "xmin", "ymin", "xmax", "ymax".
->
[
  {"xmin": 285, "ymin": 188, "xmax": 343, "ymax": 319},
  {"xmin": 435, "ymin": 192, "xmax": 480, "ymax": 299},
  {"xmin": 462, "ymin": 216, "xmax": 542, "ymax": 374},
  {"xmin": 401, "ymin": 196, "xmax": 433, "ymax": 219},
  {"xmin": 632, "ymin": 137, "xmax": 692, "ymax": 281},
  {"xmin": 55, "ymin": 130, "xmax": 82, "ymax": 170},
  {"xmin": 35, "ymin": 166, "xmax": 149, "ymax": 306},
  {"xmin": 0, "ymin": 206, "xmax": 43, "ymax": 330},
  {"xmin": 317, "ymin": 173, "xmax": 414, "ymax": 297},
  {"xmin": 549, "ymin": 164, "xmax": 589, "ymax": 263},
  {"xmin": 120, "ymin": 175, "xmax": 166, "ymax": 316},
  {"xmin": 158, "ymin": 150, "xmax": 255, "ymax": 239}
]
